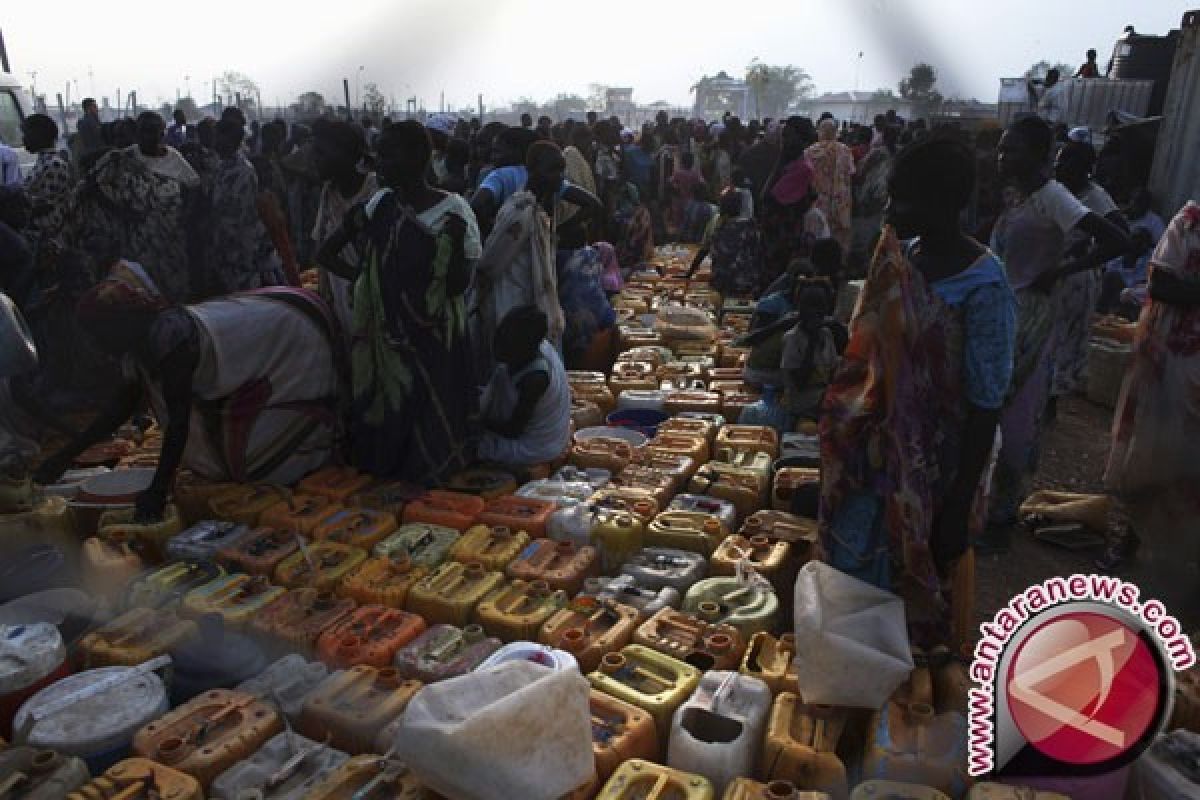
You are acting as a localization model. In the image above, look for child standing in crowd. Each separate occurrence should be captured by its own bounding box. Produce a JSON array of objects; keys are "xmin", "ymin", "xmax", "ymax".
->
[{"xmin": 478, "ymin": 305, "xmax": 572, "ymax": 469}]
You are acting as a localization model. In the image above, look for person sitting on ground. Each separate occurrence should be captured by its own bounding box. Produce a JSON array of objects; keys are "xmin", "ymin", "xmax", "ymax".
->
[
  {"xmin": 686, "ymin": 186, "xmax": 764, "ymax": 297},
  {"xmin": 477, "ymin": 304, "xmax": 571, "ymax": 468}
]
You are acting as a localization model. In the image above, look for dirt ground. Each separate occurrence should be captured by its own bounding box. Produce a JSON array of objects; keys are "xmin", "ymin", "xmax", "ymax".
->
[{"xmin": 973, "ymin": 393, "xmax": 1200, "ymax": 636}]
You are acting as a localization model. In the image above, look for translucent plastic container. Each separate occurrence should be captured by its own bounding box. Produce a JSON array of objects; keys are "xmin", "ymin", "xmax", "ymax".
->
[
  {"xmin": 473, "ymin": 579, "xmax": 568, "ymax": 642},
  {"xmin": 741, "ymin": 632, "xmax": 798, "ymax": 695},
  {"xmin": 401, "ymin": 490, "xmax": 485, "ymax": 532},
  {"xmin": 131, "ymin": 688, "xmax": 282, "ymax": 789},
  {"xmin": 517, "ymin": 478, "xmax": 597, "ymax": 508},
  {"xmin": 302, "ymin": 753, "xmax": 425, "ymax": 799},
  {"xmin": 645, "ymin": 512, "xmax": 729, "ymax": 557},
  {"xmin": 475, "ymin": 495, "xmax": 556, "ymax": 539},
  {"xmin": 450, "ymin": 525, "xmax": 532, "ymax": 571},
  {"xmin": 588, "ymin": 645, "xmax": 702, "ymax": 740},
  {"xmin": 634, "ymin": 607, "xmax": 746, "ymax": 672},
  {"xmin": 617, "ymin": 389, "xmax": 669, "ymax": 412},
  {"xmin": 0, "ymin": 623, "xmax": 69, "ymax": 740},
  {"xmin": 296, "ymin": 666, "xmax": 422, "ymax": 754},
  {"xmin": 540, "ymin": 596, "xmax": 641, "ymax": 674},
  {"xmin": 506, "ymin": 539, "xmax": 599, "ymax": 595},
  {"xmin": 0, "ymin": 746, "xmax": 90, "ymax": 798},
  {"xmin": 595, "ymin": 759, "xmax": 715, "ymax": 799},
  {"xmin": 393, "ymin": 623, "xmax": 502, "ymax": 684},
  {"xmin": 668, "ymin": 671, "xmax": 772, "ymax": 795},
  {"xmin": 337, "ymin": 554, "xmax": 427, "ymax": 609},
  {"xmin": 621, "ymin": 547, "xmax": 709, "ymax": 593},
  {"xmin": 164, "ymin": 520, "xmax": 250, "ymax": 562},
  {"xmin": 760, "ymin": 693, "xmax": 849, "ymax": 800},
  {"xmin": 78, "ymin": 607, "xmax": 198, "ymax": 668},
  {"xmin": 475, "ymin": 640, "xmax": 579, "ymax": 672},
  {"xmin": 611, "ymin": 465, "xmax": 678, "ymax": 509},
  {"xmin": 406, "ymin": 561, "xmax": 506, "ymax": 627},
  {"xmin": 668, "ymin": 494, "xmax": 738, "ymax": 531},
  {"xmin": 683, "ymin": 578, "xmax": 779, "ymax": 638},
  {"xmin": 316, "ymin": 604, "xmax": 427, "ymax": 669},
  {"xmin": 123, "ymin": 559, "xmax": 224, "ymax": 611},
  {"xmin": 66, "ymin": 757, "xmax": 202, "ymax": 800},
  {"xmin": 555, "ymin": 465, "xmax": 614, "ymax": 488},
  {"xmin": 373, "ymin": 524, "xmax": 460, "ymax": 568},
  {"xmin": 209, "ymin": 732, "xmax": 348, "ymax": 799},
  {"xmin": 861, "ymin": 702, "xmax": 968, "ymax": 798},
  {"xmin": 236, "ymin": 654, "xmax": 329, "ymax": 723},
  {"xmin": 215, "ymin": 526, "xmax": 302, "ymax": 577}
]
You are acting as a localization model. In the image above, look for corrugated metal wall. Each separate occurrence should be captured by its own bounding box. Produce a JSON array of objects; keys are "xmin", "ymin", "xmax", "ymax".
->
[{"xmin": 1150, "ymin": 11, "xmax": 1200, "ymax": 219}]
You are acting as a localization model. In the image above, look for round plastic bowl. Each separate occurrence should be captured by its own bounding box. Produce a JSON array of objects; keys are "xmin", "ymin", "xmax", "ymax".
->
[
  {"xmin": 605, "ymin": 409, "xmax": 669, "ymax": 438},
  {"xmin": 73, "ymin": 468, "xmax": 156, "ymax": 505},
  {"xmin": 574, "ymin": 426, "xmax": 648, "ymax": 449}
]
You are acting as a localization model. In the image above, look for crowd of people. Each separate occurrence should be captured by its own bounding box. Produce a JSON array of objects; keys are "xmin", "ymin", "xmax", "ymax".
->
[{"xmin": 1, "ymin": 89, "xmax": 1194, "ymax": 642}]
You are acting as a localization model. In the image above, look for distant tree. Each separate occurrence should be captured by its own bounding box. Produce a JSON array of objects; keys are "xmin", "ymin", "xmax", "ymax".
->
[
  {"xmin": 898, "ymin": 63, "xmax": 943, "ymax": 114},
  {"xmin": 218, "ymin": 71, "xmax": 260, "ymax": 111},
  {"xmin": 743, "ymin": 60, "xmax": 815, "ymax": 119},
  {"xmin": 1024, "ymin": 60, "xmax": 1074, "ymax": 81},
  {"xmin": 362, "ymin": 82, "xmax": 386, "ymax": 114},
  {"xmin": 292, "ymin": 91, "xmax": 326, "ymax": 116}
]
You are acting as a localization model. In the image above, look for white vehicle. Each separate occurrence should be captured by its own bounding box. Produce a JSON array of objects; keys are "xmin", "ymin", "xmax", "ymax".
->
[{"xmin": 0, "ymin": 44, "xmax": 37, "ymax": 171}]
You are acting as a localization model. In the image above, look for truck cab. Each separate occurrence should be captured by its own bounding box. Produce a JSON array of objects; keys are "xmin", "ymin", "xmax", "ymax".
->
[{"xmin": 0, "ymin": 70, "xmax": 35, "ymax": 171}]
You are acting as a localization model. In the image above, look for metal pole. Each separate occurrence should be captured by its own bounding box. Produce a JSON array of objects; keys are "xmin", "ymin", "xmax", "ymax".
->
[{"xmin": 343, "ymin": 79, "xmax": 351, "ymax": 115}]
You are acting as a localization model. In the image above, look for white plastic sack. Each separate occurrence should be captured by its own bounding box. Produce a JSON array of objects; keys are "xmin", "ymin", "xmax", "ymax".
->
[
  {"xmin": 390, "ymin": 659, "xmax": 595, "ymax": 800},
  {"xmin": 793, "ymin": 561, "xmax": 914, "ymax": 709}
]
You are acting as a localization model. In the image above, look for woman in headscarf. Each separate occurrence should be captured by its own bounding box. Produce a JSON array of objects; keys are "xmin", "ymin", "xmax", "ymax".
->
[
  {"xmin": 34, "ymin": 260, "xmax": 341, "ymax": 519},
  {"xmin": 806, "ymin": 117, "xmax": 856, "ymax": 253},
  {"xmin": 820, "ymin": 138, "xmax": 1017, "ymax": 647},
  {"xmin": 1103, "ymin": 202, "xmax": 1200, "ymax": 569},
  {"xmin": 613, "ymin": 182, "xmax": 654, "ymax": 268},
  {"xmin": 985, "ymin": 117, "xmax": 1128, "ymax": 543},
  {"xmin": 69, "ymin": 112, "xmax": 201, "ymax": 303},
  {"xmin": 318, "ymin": 121, "xmax": 481, "ymax": 483},
  {"xmin": 761, "ymin": 117, "xmax": 826, "ymax": 284}
]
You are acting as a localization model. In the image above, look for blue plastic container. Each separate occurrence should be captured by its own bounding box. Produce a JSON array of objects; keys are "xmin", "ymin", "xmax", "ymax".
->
[{"xmin": 605, "ymin": 409, "xmax": 670, "ymax": 438}]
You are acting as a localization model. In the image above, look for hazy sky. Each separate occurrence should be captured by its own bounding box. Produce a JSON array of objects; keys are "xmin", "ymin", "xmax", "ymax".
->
[{"xmin": 3, "ymin": 0, "xmax": 1187, "ymax": 113}]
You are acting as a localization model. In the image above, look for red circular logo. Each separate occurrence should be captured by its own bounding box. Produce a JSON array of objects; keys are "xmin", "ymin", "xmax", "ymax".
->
[{"xmin": 1005, "ymin": 611, "xmax": 1164, "ymax": 766}]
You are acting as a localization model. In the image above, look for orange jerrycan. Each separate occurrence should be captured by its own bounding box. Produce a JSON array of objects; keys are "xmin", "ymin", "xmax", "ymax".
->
[
  {"xmin": 249, "ymin": 588, "xmax": 357, "ymax": 658},
  {"xmin": 337, "ymin": 554, "xmax": 428, "ymax": 609},
  {"xmin": 81, "ymin": 536, "xmax": 144, "ymax": 601},
  {"xmin": 66, "ymin": 757, "xmax": 203, "ymax": 800},
  {"xmin": 131, "ymin": 688, "xmax": 282, "ymax": 790},
  {"xmin": 773, "ymin": 468, "xmax": 820, "ymax": 513},
  {"xmin": 473, "ymin": 579, "xmax": 568, "ymax": 642},
  {"xmin": 449, "ymin": 525, "xmax": 531, "ymax": 571},
  {"xmin": 645, "ymin": 511, "xmax": 729, "ymax": 557},
  {"xmin": 506, "ymin": 539, "xmax": 599, "ymax": 595},
  {"xmin": 206, "ymin": 484, "xmax": 286, "ymax": 526},
  {"xmin": 653, "ymin": 430, "xmax": 714, "ymax": 463},
  {"xmin": 215, "ymin": 526, "xmax": 302, "ymax": 577},
  {"xmin": 316, "ymin": 604, "xmax": 427, "ymax": 668},
  {"xmin": 302, "ymin": 753, "xmax": 425, "ymax": 799},
  {"xmin": 445, "ymin": 467, "xmax": 519, "ymax": 499},
  {"xmin": 715, "ymin": 425, "xmax": 780, "ymax": 460},
  {"xmin": 258, "ymin": 494, "xmax": 341, "ymax": 536},
  {"xmin": 297, "ymin": 466, "xmax": 373, "ymax": 503},
  {"xmin": 595, "ymin": 759, "xmax": 715, "ymax": 799},
  {"xmin": 401, "ymin": 490, "xmax": 484, "ymax": 532},
  {"xmin": 540, "ymin": 596, "xmax": 641, "ymax": 673},
  {"xmin": 296, "ymin": 666, "xmax": 422, "ymax": 754},
  {"xmin": 180, "ymin": 573, "xmax": 286, "ymax": 628},
  {"xmin": 476, "ymin": 495, "xmax": 556, "ymax": 539},
  {"xmin": 760, "ymin": 693, "xmax": 850, "ymax": 800},
  {"xmin": 588, "ymin": 645, "xmax": 702, "ymax": 741},
  {"xmin": 634, "ymin": 607, "xmax": 745, "ymax": 671},
  {"xmin": 571, "ymin": 438, "xmax": 638, "ymax": 474},
  {"xmin": 374, "ymin": 523, "xmax": 461, "ymax": 568},
  {"xmin": 587, "ymin": 690, "xmax": 661, "ymax": 788},
  {"xmin": 687, "ymin": 463, "xmax": 767, "ymax": 523},
  {"xmin": 406, "ymin": 561, "xmax": 505, "ymax": 627},
  {"xmin": 631, "ymin": 451, "xmax": 698, "ymax": 492},
  {"xmin": 78, "ymin": 607, "xmax": 198, "ymax": 668},
  {"xmin": 311, "ymin": 508, "xmax": 398, "ymax": 551},
  {"xmin": 611, "ymin": 466, "xmax": 677, "ymax": 509},
  {"xmin": 273, "ymin": 541, "xmax": 367, "ymax": 591},
  {"xmin": 740, "ymin": 512, "xmax": 820, "ymax": 564},
  {"xmin": 741, "ymin": 632, "xmax": 799, "ymax": 695}
]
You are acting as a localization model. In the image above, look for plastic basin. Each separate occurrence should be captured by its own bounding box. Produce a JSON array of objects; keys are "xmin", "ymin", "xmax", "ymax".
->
[{"xmin": 605, "ymin": 409, "xmax": 670, "ymax": 438}]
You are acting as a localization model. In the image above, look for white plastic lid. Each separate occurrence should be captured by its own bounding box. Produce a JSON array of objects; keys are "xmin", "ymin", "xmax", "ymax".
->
[
  {"xmin": 14, "ymin": 666, "xmax": 168, "ymax": 756},
  {"xmin": 0, "ymin": 623, "xmax": 65, "ymax": 694}
]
